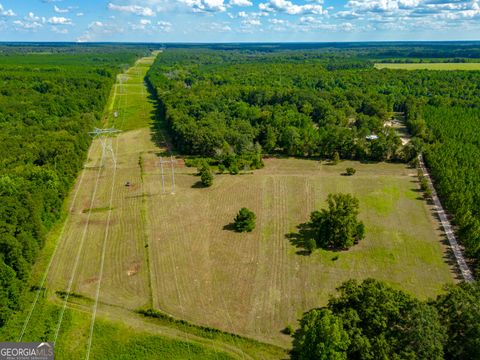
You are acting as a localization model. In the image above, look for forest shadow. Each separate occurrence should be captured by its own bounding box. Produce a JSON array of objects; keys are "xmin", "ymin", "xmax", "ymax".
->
[
  {"xmin": 223, "ymin": 223, "xmax": 236, "ymax": 232},
  {"xmin": 144, "ymin": 77, "xmax": 176, "ymax": 154},
  {"xmin": 191, "ymin": 181, "xmax": 207, "ymax": 189},
  {"xmin": 286, "ymin": 222, "xmax": 316, "ymax": 256}
]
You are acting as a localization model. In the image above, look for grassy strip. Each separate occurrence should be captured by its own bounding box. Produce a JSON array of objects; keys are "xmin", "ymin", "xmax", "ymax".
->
[
  {"xmin": 137, "ymin": 308, "xmax": 287, "ymax": 358},
  {"xmin": 81, "ymin": 207, "xmax": 113, "ymax": 214}
]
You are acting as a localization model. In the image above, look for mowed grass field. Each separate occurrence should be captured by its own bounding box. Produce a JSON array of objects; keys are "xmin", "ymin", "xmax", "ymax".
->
[
  {"xmin": 142, "ymin": 156, "xmax": 455, "ymax": 346},
  {"xmin": 10, "ymin": 52, "xmax": 285, "ymax": 359},
  {"xmin": 9, "ymin": 51, "xmax": 455, "ymax": 358},
  {"xmin": 375, "ymin": 62, "xmax": 480, "ymax": 70}
]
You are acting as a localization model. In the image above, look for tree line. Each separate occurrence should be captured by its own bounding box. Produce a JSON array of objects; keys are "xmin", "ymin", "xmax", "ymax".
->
[
  {"xmin": 147, "ymin": 49, "xmax": 480, "ymax": 167},
  {"xmin": 0, "ymin": 47, "xmax": 141, "ymax": 327},
  {"xmin": 292, "ymin": 279, "xmax": 479, "ymax": 360}
]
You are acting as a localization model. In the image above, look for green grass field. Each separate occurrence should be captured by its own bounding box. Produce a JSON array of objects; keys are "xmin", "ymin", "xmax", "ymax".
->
[
  {"xmin": 3, "ymin": 52, "xmax": 456, "ymax": 358},
  {"xmin": 144, "ymin": 157, "xmax": 454, "ymax": 346},
  {"xmin": 375, "ymin": 63, "xmax": 480, "ymax": 70}
]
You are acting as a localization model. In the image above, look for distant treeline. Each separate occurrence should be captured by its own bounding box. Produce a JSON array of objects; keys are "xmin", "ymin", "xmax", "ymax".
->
[
  {"xmin": 147, "ymin": 48, "xmax": 480, "ymax": 275},
  {"xmin": 0, "ymin": 47, "xmax": 141, "ymax": 326}
]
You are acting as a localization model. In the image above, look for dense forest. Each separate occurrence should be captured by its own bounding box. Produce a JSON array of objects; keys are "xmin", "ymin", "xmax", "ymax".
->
[
  {"xmin": 0, "ymin": 47, "xmax": 142, "ymax": 326},
  {"xmin": 147, "ymin": 48, "xmax": 480, "ymax": 275}
]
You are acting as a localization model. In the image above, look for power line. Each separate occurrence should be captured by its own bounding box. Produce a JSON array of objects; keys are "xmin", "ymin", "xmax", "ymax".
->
[
  {"xmin": 158, "ymin": 156, "xmax": 177, "ymax": 195},
  {"xmin": 18, "ymin": 145, "xmax": 95, "ymax": 342}
]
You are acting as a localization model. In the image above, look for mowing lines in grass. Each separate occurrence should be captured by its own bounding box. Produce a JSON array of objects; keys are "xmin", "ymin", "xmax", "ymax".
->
[
  {"xmin": 85, "ymin": 60, "xmax": 128, "ymax": 359},
  {"xmin": 53, "ymin": 140, "xmax": 107, "ymax": 344},
  {"xmin": 85, "ymin": 138, "xmax": 119, "ymax": 360},
  {"xmin": 18, "ymin": 144, "xmax": 95, "ymax": 342}
]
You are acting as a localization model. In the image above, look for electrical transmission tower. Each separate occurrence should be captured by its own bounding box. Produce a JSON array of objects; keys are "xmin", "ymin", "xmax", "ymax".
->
[
  {"xmin": 158, "ymin": 156, "xmax": 177, "ymax": 195},
  {"xmin": 89, "ymin": 128, "xmax": 122, "ymax": 167}
]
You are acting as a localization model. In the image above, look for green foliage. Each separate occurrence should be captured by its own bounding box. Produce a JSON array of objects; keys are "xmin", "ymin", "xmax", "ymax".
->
[
  {"xmin": 332, "ymin": 152, "xmax": 341, "ymax": 165},
  {"xmin": 200, "ymin": 166, "xmax": 214, "ymax": 187},
  {"xmin": 234, "ymin": 208, "xmax": 256, "ymax": 233},
  {"xmin": 309, "ymin": 193, "xmax": 365, "ymax": 250},
  {"xmin": 282, "ymin": 324, "xmax": 294, "ymax": 335},
  {"xmin": 305, "ymin": 238, "xmax": 317, "ymax": 254},
  {"xmin": 293, "ymin": 309, "xmax": 350, "ymax": 360},
  {"xmin": 293, "ymin": 279, "xmax": 446, "ymax": 360},
  {"xmin": 345, "ymin": 167, "xmax": 356, "ymax": 176},
  {"xmin": 435, "ymin": 281, "xmax": 480, "ymax": 359},
  {"xmin": 0, "ymin": 46, "xmax": 139, "ymax": 326},
  {"xmin": 421, "ymin": 106, "xmax": 480, "ymax": 272}
]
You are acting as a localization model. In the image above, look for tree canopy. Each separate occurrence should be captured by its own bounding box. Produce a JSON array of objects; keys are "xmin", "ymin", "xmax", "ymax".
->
[
  {"xmin": 309, "ymin": 193, "xmax": 365, "ymax": 250},
  {"xmin": 293, "ymin": 279, "xmax": 447, "ymax": 360}
]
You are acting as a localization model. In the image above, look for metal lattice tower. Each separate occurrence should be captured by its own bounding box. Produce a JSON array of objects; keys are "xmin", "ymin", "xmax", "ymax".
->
[
  {"xmin": 158, "ymin": 156, "xmax": 177, "ymax": 195},
  {"xmin": 89, "ymin": 128, "xmax": 122, "ymax": 167}
]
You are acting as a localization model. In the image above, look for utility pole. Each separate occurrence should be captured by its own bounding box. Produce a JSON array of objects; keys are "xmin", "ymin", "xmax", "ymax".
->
[
  {"xmin": 170, "ymin": 156, "xmax": 176, "ymax": 195},
  {"xmin": 159, "ymin": 156, "xmax": 166, "ymax": 194}
]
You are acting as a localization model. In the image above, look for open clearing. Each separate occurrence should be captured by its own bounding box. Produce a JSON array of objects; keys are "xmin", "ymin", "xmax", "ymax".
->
[
  {"xmin": 10, "ymin": 52, "xmax": 285, "ymax": 359},
  {"xmin": 375, "ymin": 62, "xmax": 480, "ymax": 70},
  {"xmin": 10, "ymin": 51, "xmax": 455, "ymax": 357},
  {"xmin": 145, "ymin": 157, "xmax": 455, "ymax": 346}
]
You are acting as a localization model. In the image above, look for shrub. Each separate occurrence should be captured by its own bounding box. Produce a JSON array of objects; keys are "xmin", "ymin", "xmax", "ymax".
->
[
  {"xmin": 345, "ymin": 167, "xmax": 356, "ymax": 176},
  {"xmin": 234, "ymin": 208, "xmax": 256, "ymax": 232},
  {"xmin": 200, "ymin": 166, "xmax": 213, "ymax": 187}
]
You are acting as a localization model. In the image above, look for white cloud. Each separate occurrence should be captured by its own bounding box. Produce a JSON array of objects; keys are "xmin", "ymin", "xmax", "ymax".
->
[
  {"xmin": 78, "ymin": 21, "xmax": 125, "ymax": 42},
  {"xmin": 54, "ymin": 5, "xmax": 69, "ymax": 13},
  {"xmin": 107, "ymin": 3, "xmax": 156, "ymax": 16},
  {"xmin": 48, "ymin": 16, "xmax": 72, "ymax": 25},
  {"xmin": 347, "ymin": 0, "xmax": 421, "ymax": 12},
  {"xmin": 180, "ymin": 0, "xmax": 227, "ymax": 12},
  {"xmin": 76, "ymin": 12, "xmax": 84, "ymax": 17},
  {"xmin": 157, "ymin": 20, "xmax": 173, "ymax": 31},
  {"xmin": 2, "ymin": 9, "xmax": 15, "ymax": 17},
  {"xmin": 205, "ymin": 21, "xmax": 232, "ymax": 31},
  {"xmin": 242, "ymin": 18, "xmax": 261, "ymax": 25},
  {"xmin": 259, "ymin": 0, "xmax": 327, "ymax": 15},
  {"xmin": 51, "ymin": 25, "xmax": 68, "ymax": 34},
  {"xmin": 230, "ymin": 0, "xmax": 253, "ymax": 6},
  {"xmin": 0, "ymin": 4, "xmax": 15, "ymax": 17}
]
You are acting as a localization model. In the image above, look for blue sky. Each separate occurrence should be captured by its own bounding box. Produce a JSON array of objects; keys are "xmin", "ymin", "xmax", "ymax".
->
[{"xmin": 0, "ymin": 0, "xmax": 479, "ymax": 42}]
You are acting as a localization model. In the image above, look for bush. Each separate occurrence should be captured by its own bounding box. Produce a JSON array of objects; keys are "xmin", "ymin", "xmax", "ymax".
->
[
  {"xmin": 234, "ymin": 208, "xmax": 256, "ymax": 232},
  {"xmin": 282, "ymin": 324, "xmax": 294, "ymax": 335},
  {"xmin": 345, "ymin": 167, "xmax": 356, "ymax": 176},
  {"xmin": 200, "ymin": 166, "xmax": 213, "ymax": 187},
  {"xmin": 229, "ymin": 163, "xmax": 240, "ymax": 175}
]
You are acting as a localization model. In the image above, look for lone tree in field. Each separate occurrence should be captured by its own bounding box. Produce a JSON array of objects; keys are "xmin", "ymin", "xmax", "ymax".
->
[
  {"xmin": 234, "ymin": 208, "xmax": 256, "ymax": 232},
  {"xmin": 200, "ymin": 165, "xmax": 213, "ymax": 187},
  {"xmin": 309, "ymin": 193, "xmax": 365, "ymax": 249},
  {"xmin": 345, "ymin": 167, "xmax": 356, "ymax": 176}
]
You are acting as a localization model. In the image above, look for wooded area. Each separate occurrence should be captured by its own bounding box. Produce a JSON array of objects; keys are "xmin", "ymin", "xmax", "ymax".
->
[
  {"xmin": 147, "ymin": 47, "xmax": 480, "ymax": 275},
  {"xmin": 0, "ymin": 47, "xmax": 141, "ymax": 326}
]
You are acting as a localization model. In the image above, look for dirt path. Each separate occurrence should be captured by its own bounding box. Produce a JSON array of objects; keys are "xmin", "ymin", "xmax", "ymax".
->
[{"xmin": 418, "ymin": 155, "xmax": 474, "ymax": 282}]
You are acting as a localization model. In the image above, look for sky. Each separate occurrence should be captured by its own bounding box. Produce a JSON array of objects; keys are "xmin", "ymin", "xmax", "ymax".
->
[{"xmin": 0, "ymin": 0, "xmax": 479, "ymax": 42}]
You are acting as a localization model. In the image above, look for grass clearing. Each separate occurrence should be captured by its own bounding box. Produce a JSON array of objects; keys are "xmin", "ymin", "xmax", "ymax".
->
[
  {"xmin": 4, "ymin": 52, "xmax": 285, "ymax": 359},
  {"xmin": 375, "ymin": 63, "xmax": 480, "ymax": 70},
  {"xmin": 144, "ymin": 157, "xmax": 455, "ymax": 347},
  {"xmin": 5, "ymin": 51, "xmax": 455, "ymax": 358}
]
